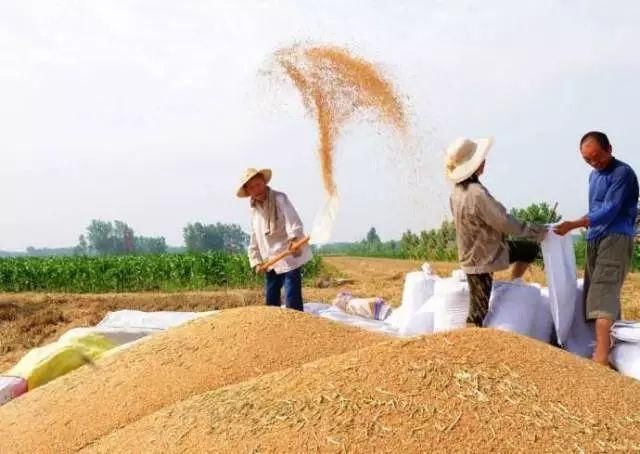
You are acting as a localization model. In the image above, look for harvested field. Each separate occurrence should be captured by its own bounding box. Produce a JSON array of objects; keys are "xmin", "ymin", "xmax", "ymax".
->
[
  {"xmin": 84, "ymin": 329, "xmax": 640, "ymax": 453},
  {"xmin": 0, "ymin": 290, "xmax": 262, "ymax": 371},
  {"xmin": 1, "ymin": 256, "xmax": 639, "ymax": 371},
  {"xmin": 0, "ymin": 307, "xmax": 386, "ymax": 453}
]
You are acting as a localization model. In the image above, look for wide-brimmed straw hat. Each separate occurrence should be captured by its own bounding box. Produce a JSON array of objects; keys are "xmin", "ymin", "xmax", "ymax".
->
[
  {"xmin": 236, "ymin": 168, "xmax": 272, "ymax": 198},
  {"xmin": 444, "ymin": 137, "xmax": 494, "ymax": 183}
]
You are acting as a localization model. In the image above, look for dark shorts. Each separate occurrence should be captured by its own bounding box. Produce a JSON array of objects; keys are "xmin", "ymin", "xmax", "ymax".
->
[
  {"xmin": 584, "ymin": 234, "xmax": 634, "ymax": 321},
  {"xmin": 466, "ymin": 240, "xmax": 541, "ymax": 327}
]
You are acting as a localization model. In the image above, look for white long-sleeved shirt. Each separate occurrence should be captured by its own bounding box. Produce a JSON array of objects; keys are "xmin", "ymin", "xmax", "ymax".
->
[{"xmin": 248, "ymin": 190, "xmax": 312, "ymax": 274}]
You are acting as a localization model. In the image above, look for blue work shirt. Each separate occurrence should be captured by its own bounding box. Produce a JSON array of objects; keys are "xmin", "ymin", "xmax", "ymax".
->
[{"xmin": 587, "ymin": 158, "xmax": 639, "ymax": 241}]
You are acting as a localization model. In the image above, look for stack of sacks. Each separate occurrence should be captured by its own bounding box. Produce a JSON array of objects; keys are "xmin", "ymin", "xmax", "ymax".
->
[
  {"xmin": 610, "ymin": 322, "xmax": 640, "ymax": 380},
  {"xmin": 389, "ymin": 267, "xmax": 468, "ymax": 336}
]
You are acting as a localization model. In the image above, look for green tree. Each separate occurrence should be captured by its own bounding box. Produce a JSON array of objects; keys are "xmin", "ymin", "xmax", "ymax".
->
[
  {"xmin": 74, "ymin": 235, "xmax": 89, "ymax": 256},
  {"xmin": 87, "ymin": 220, "xmax": 115, "ymax": 255},
  {"xmin": 365, "ymin": 227, "xmax": 381, "ymax": 244},
  {"xmin": 510, "ymin": 202, "xmax": 562, "ymax": 225},
  {"xmin": 113, "ymin": 220, "xmax": 135, "ymax": 254},
  {"xmin": 183, "ymin": 222, "xmax": 249, "ymax": 253},
  {"xmin": 134, "ymin": 236, "xmax": 168, "ymax": 254}
]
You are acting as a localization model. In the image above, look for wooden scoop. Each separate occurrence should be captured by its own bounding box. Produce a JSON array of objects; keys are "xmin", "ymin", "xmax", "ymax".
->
[{"xmin": 258, "ymin": 236, "xmax": 310, "ymax": 272}]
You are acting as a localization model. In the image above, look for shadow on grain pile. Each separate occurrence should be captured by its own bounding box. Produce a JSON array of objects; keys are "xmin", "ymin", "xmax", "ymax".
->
[
  {"xmin": 0, "ymin": 307, "xmax": 387, "ymax": 453},
  {"xmin": 85, "ymin": 329, "xmax": 640, "ymax": 454}
]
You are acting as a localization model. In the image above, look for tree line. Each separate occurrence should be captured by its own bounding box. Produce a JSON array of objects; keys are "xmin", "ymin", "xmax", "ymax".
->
[
  {"xmin": 0, "ymin": 221, "xmax": 250, "ymax": 257},
  {"xmin": 320, "ymin": 202, "xmax": 640, "ymax": 271},
  {"xmin": 74, "ymin": 220, "xmax": 250, "ymax": 256}
]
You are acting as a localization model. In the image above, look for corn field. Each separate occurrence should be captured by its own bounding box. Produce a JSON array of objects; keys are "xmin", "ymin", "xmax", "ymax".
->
[{"xmin": 0, "ymin": 254, "xmax": 322, "ymax": 293}]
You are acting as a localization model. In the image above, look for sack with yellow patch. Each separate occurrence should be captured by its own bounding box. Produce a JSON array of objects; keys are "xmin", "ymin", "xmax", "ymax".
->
[{"xmin": 7, "ymin": 333, "xmax": 116, "ymax": 390}]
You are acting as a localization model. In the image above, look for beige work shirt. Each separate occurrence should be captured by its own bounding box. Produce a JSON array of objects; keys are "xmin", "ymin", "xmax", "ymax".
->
[
  {"xmin": 248, "ymin": 190, "xmax": 312, "ymax": 274},
  {"xmin": 450, "ymin": 180, "xmax": 547, "ymax": 274}
]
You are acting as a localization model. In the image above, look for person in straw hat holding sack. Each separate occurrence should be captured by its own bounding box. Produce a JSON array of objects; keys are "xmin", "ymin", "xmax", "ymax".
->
[
  {"xmin": 446, "ymin": 138, "xmax": 548, "ymax": 327},
  {"xmin": 237, "ymin": 168, "xmax": 312, "ymax": 311}
]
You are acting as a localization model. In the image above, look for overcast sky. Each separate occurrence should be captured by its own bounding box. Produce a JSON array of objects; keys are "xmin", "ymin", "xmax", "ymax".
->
[{"xmin": 1, "ymin": 1, "xmax": 639, "ymax": 250}]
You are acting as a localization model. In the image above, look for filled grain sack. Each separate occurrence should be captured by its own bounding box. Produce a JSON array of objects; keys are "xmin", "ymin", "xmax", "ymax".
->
[
  {"xmin": 564, "ymin": 280, "xmax": 595, "ymax": 358},
  {"xmin": 388, "ymin": 267, "xmax": 438, "ymax": 329},
  {"xmin": 484, "ymin": 281, "xmax": 550, "ymax": 341},
  {"xmin": 533, "ymin": 287, "xmax": 555, "ymax": 343},
  {"xmin": 332, "ymin": 292, "xmax": 392, "ymax": 321},
  {"xmin": 398, "ymin": 307, "xmax": 434, "ymax": 337},
  {"xmin": 609, "ymin": 321, "xmax": 640, "ymax": 380},
  {"xmin": 7, "ymin": 333, "xmax": 116, "ymax": 390},
  {"xmin": 431, "ymin": 278, "xmax": 469, "ymax": 332},
  {"xmin": 610, "ymin": 342, "xmax": 640, "ymax": 381},
  {"xmin": 611, "ymin": 321, "xmax": 640, "ymax": 343},
  {"xmin": 541, "ymin": 231, "xmax": 578, "ymax": 345},
  {"xmin": 0, "ymin": 376, "xmax": 27, "ymax": 406}
]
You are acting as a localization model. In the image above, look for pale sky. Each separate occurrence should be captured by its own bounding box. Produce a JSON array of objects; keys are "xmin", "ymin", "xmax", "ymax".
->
[{"xmin": 1, "ymin": 1, "xmax": 639, "ymax": 250}]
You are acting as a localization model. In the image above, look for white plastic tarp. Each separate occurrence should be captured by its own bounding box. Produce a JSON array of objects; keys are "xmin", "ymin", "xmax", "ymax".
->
[
  {"xmin": 317, "ymin": 307, "xmax": 400, "ymax": 336},
  {"xmin": 541, "ymin": 231, "xmax": 578, "ymax": 345},
  {"xmin": 97, "ymin": 310, "xmax": 215, "ymax": 331},
  {"xmin": 303, "ymin": 302, "xmax": 331, "ymax": 316},
  {"xmin": 59, "ymin": 327, "xmax": 154, "ymax": 346},
  {"xmin": 305, "ymin": 303, "xmax": 434, "ymax": 338}
]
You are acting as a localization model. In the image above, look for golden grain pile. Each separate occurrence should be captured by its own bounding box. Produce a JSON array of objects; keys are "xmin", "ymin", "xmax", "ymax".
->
[
  {"xmin": 85, "ymin": 329, "xmax": 640, "ymax": 453},
  {"xmin": 3, "ymin": 307, "xmax": 640, "ymax": 453},
  {"xmin": 0, "ymin": 307, "xmax": 385, "ymax": 453}
]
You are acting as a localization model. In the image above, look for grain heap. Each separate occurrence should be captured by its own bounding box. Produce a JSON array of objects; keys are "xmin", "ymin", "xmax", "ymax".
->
[
  {"xmin": 0, "ymin": 307, "xmax": 386, "ymax": 453},
  {"xmin": 87, "ymin": 329, "xmax": 640, "ymax": 453},
  {"xmin": 3, "ymin": 309, "xmax": 640, "ymax": 453}
]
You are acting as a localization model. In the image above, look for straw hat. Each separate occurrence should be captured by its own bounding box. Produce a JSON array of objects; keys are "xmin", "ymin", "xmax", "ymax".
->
[
  {"xmin": 444, "ymin": 137, "xmax": 494, "ymax": 183},
  {"xmin": 236, "ymin": 168, "xmax": 272, "ymax": 198}
]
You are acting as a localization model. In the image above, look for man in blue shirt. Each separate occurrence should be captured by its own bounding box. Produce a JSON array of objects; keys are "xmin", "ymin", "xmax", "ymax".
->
[{"xmin": 555, "ymin": 131, "xmax": 639, "ymax": 366}]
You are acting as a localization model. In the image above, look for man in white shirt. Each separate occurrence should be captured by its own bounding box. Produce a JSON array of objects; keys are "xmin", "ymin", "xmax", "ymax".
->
[{"xmin": 237, "ymin": 168, "xmax": 312, "ymax": 311}]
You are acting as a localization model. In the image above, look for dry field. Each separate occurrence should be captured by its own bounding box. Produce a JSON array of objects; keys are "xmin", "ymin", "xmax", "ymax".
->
[{"xmin": 1, "ymin": 256, "xmax": 638, "ymax": 372}]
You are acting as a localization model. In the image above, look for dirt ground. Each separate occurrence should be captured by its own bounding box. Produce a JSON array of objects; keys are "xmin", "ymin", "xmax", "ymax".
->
[{"xmin": 1, "ymin": 256, "xmax": 638, "ymax": 371}]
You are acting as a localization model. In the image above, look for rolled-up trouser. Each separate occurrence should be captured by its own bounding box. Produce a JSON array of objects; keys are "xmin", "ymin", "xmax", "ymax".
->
[
  {"xmin": 466, "ymin": 240, "xmax": 541, "ymax": 327},
  {"xmin": 584, "ymin": 234, "xmax": 634, "ymax": 321}
]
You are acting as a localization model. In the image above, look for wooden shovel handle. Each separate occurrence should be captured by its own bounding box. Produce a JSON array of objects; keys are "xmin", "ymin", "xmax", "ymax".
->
[{"xmin": 259, "ymin": 236, "xmax": 310, "ymax": 272}]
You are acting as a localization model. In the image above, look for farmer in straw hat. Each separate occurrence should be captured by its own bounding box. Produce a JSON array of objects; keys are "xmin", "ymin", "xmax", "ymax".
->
[
  {"xmin": 237, "ymin": 168, "xmax": 312, "ymax": 311},
  {"xmin": 554, "ymin": 131, "xmax": 638, "ymax": 366},
  {"xmin": 446, "ymin": 138, "xmax": 548, "ymax": 327}
]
